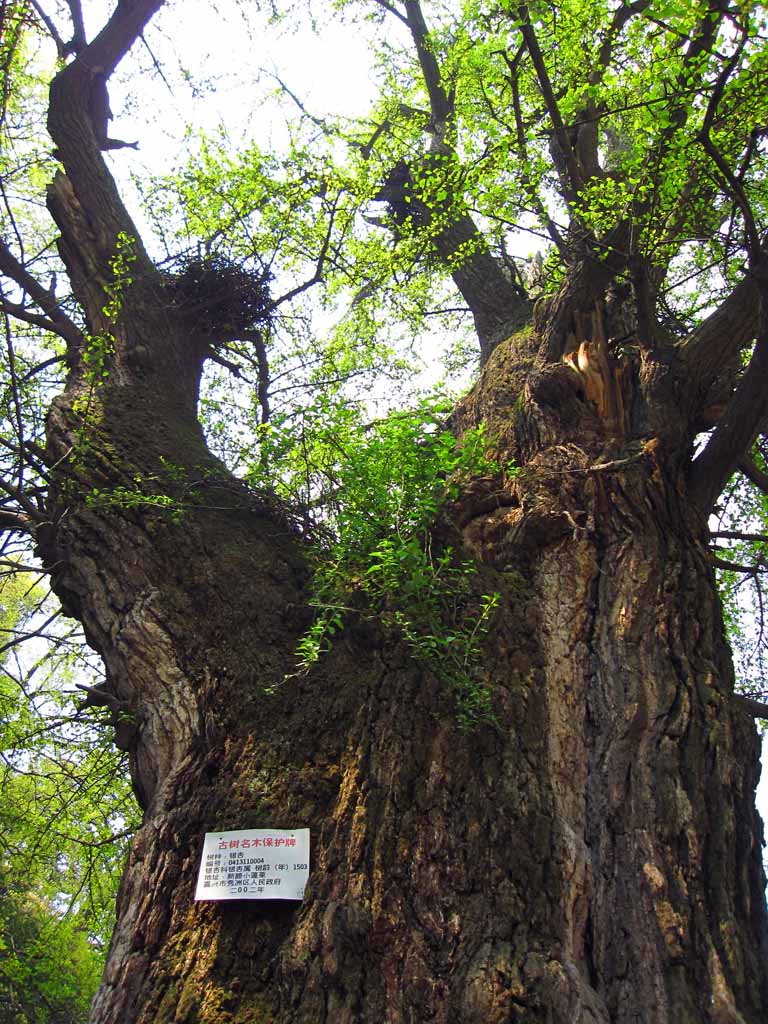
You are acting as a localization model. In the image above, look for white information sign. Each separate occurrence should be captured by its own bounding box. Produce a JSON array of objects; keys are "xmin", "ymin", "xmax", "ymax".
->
[{"xmin": 195, "ymin": 828, "xmax": 309, "ymax": 901}]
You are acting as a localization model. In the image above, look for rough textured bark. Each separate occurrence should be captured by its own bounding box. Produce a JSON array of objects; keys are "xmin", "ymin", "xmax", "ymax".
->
[
  {"xmin": 37, "ymin": 321, "xmax": 768, "ymax": 1024},
  {"xmin": 26, "ymin": 5, "xmax": 768, "ymax": 1023}
]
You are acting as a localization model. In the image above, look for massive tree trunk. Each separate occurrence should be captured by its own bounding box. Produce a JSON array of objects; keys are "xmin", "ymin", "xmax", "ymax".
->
[
  {"xmin": 40, "ymin": 311, "xmax": 768, "ymax": 1024},
  {"xmin": 25, "ymin": 5, "xmax": 768, "ymax": 1023}
]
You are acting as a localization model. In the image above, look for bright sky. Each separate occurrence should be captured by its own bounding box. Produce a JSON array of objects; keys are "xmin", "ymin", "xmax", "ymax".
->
[{"xmin": 108, "ymin": 2, "xmax": 381, "ymax": 174}]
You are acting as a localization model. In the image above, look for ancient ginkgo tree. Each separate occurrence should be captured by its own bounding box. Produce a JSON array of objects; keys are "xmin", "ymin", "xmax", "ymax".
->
[{"xmin": 1, "ymin": 0, "xmax": 768, "ymax": 1021}]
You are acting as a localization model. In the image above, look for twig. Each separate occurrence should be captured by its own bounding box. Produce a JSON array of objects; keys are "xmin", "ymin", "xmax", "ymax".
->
[
  {"xmin": 29, "ymin": 0, "xmax": 68, "ymax": 58},
  {"xmin": 710, "ymin": 530, "xmax": 768, "ymax": 544}
]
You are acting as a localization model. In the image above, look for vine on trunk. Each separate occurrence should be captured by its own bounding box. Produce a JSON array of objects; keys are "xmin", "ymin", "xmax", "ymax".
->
[{"xmin": 289, "ymin": 399, "xmax": 505, "ymax": 726}]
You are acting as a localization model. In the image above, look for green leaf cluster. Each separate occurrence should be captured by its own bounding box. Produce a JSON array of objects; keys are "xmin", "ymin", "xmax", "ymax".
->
[
  {"xmin": 714, "ymin": 442, "xmax": 768, "ymax": 702},
  {"xmin": 288, "ymin": 398, "xmax": 501, "ymax": 727},
  {"xmin": 0, "ymin": 571, "xmax": 137, "ymax": 1019},
  {"xmin": 0, "ymin": 873, "xmax": 101, "ymax": 1024}
]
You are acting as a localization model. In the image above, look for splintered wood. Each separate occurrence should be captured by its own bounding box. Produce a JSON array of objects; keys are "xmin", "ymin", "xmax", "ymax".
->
[{"xmin": 563, "ymin": 305, "xmax": 628, "ymax": 436}]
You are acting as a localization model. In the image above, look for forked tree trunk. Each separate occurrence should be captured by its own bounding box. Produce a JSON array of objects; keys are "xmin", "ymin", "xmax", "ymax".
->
[
  {"xmin": 36, "ymin": 22, "xmax": 768, "ymax": 1019},
  {"xmin": 38, "ymin": 308, "xmax": 768, "ymax": 1023}
]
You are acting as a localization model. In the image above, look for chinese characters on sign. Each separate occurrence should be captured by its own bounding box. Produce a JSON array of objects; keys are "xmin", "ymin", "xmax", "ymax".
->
[{"xmin": 194, "ymin": 828, "xmax": 310, "ymax": 901}]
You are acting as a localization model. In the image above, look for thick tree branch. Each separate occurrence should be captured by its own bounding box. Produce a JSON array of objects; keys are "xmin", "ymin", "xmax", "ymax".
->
[
  {"xmin": 679, "ymin": 271, "xmax": 759, "ymax": 395},
  {"xmin": 207, "ymin": 351, "xmax": 243, "ymax": 377},
  {"xmin": 66, "ymin": 0, "xmax": 88, "ymax": 53},
  {"xmin": 0, "ymin": 238, "xmax": 83, "ymax": 350},
  {"xmin": 516, "ymin": 5, "xmax": 583, "ymax": 197},
  {"xmin": 254, "ymin": 331, "xmax": 270, "ymax": 425},
  {"xmin": 371, "ymin": 0, "xmax": 409, "ymax": 28},
  {"xmin": 373, "ymin": 4, "xmax": 530, "ymax": 360},
  {"xmin": 738, "ymin": 455, "xmax": 768, "ymax": 495},
  {"xmin": 711, "ymin": 554, "xmax": 766, "ymax": 574},
  {"xmin": 0, "ymin": 510, "xmax": 35, "ymax": 536},
  {"xmin": 0, "ymin": 293, "xmax": 71, "ymax": 338},
  {"xmin": 504, "ymin": 46, "xmax": 567, "ymax": 253},
  {"xmin": 697, "ymin": 24, "xmax": 760, "ymax": 259},
  {"xmin": 539, "ymin": 232, "xmax": 629, "ymax": 361},
  {"xmin": 404, "ymin": 0, "xmax": 453, "ymax": 128},
  {"xmin": 711, "ymin": 530, "xmax": 768, "ymax": 544},
  {"xmin": 596, "ymin": 0, "xmax": 652, "ymax": 72},
  {"xmin": 432, "ymin": 213, "xmax": 531, "ymax": 361},
  {"xmin": 733, "ymin": 693, "xmax": 768, "ymax": 719},
  {"xmin": 689, "ymin": 261, "xmax": 768, "ymax": 513},
  {"xmin": 613, "ymin": 8, "xmax": 725, "ymax": 282},
  {"xmin": 67, "ymin": 0, "xmax": 163, "ymax": 81},
  {"xmin": 637, "ymin": 3, "xmax": 725, "ymax": 179},
  {"xmin": 46, "ymin": 0, "xmax": 164, "ymax": 291}
]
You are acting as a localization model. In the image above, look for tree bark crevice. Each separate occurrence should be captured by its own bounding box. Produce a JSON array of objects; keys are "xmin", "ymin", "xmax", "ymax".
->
[
  {"xmin": 12, "ymin": 6, "xmax": 765, "ymax": 1021},
  {"xmin": 59, "ymin": 329, "xmax": 768, "ymax": 1021}
]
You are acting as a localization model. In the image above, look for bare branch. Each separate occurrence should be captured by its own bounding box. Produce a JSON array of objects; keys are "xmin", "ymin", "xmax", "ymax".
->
[
  {"xmin": 516, "ymin": 5, "xmax": 583, "ymax": 197},
  {"xmin": 711, "ymin": 530, "xmax": 768, "ymax": 544},
  {"xmin": 266, "ymin": 70, "xmax": 332, "ymax": 134},
  {"xmin": 261, "ymin": 191, "xmax": 342, "ymax": 314},
  {"xmin": 1, "ymin": 302, "xmax": 24, "ymax": 465},
  {"xmin": 140, "ymin": 32, "xmax": 172, "ymax": 93},
  {"xmin": 18, "ymin": 353, "xmax": 67, "ymax": 384},
  {"xmin": 29, "ymin": 1, "xmax": 69, "ymax": 58},
  {"xmin": 0, "ymin": 238, "xmax": 83, "ymax": 350},
  {"xmin": 0, "ymin": 510, "xmax": 35, "ymax": 535},
  {"xmin": 0, "ymin": 610, "xmax": 60, "ymax": 656},
  {"xmin": 371, "ymin": 0, "xmax": 409, "ymax": 28},
  {"xmin": 0, "ymin": 476, "xmax": 44, "ymax": 521},
  {"xmin": 66, "ymin": 0, "xmax": 88, "ymax": 53},
  {"xmin": 55, "ymin": 826, "xmax": 134, "ymax": 848}
]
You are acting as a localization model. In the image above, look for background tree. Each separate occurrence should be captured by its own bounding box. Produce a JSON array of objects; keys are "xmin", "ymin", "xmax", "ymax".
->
[
  {"xmin": 0, "ymin": 874, "xmax": 101, "ymax": 1024},
  {"xmin": 1, "ymin": 0, "xmax": 768, "ymax": 1022},
  {"xmin": 0, "ymin": 560, "xmax": 136, "ymax": 1016}
]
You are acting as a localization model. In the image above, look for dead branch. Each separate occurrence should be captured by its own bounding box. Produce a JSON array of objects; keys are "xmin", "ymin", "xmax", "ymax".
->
[{"xmin": 0, "ymin": 238, "xmax": 83, "ymax": 349}]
